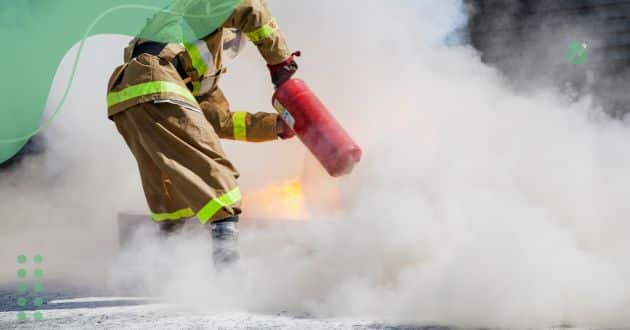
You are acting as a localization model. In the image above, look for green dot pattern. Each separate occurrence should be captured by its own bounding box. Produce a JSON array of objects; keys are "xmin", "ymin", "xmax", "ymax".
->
[
  {"xmin": 33, "ymin": 297, "xmax": 43, "ymax": 307},
  {"xmin": 16, "ymin": 254, "xmax": 44, "ymax": 321},
  {"xmin": 17, "ymin": 283, "xmax": 27, "ymax": 294},
  {"xmin": 567, "ymin": 41, "xmax": 588, "ymax": 65}
]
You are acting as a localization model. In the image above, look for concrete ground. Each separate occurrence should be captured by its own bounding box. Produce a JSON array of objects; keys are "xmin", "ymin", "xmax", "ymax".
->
[
  {"xmin": 0, "ymin": 283, "xmax": 451, "ymax": 330},
  {"xmin": 0, "ymin": 283, "xmax": 607, "ymax": 330}
]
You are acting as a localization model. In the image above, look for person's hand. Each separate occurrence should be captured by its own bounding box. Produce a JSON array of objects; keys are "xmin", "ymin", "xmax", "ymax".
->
[
  {"xmin": 268, "ymin": 51, "xmax": 301, "ymax": 88},
  {"xmin": 277, "ymin": 117, "xmax": 296, "ymax": 140}
]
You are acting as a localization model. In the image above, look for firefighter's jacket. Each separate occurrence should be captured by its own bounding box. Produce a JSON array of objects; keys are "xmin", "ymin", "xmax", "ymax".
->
[{"xmin": 106, "ymin": 0, "xmax": 291, "ymax": 142}]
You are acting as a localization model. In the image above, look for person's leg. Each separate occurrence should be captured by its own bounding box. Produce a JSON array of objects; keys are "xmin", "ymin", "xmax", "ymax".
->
[
  {"xmin": 157, "ymin": 220, "xmax": 187, "ymax": 236},
  {"xmin": 131, "ymin": 102, "xmax": 242, "ymax": 223},
  {"xmin": 114, "ymin": 102, "xmax": 243, "ymax": 265},
  {"xmin": 210, "ymin": 216, "xmax": 239, "ymax": 266},
  {"xmin": 113, "ymin": 107, "xmax": 193, "ymax": 235}
]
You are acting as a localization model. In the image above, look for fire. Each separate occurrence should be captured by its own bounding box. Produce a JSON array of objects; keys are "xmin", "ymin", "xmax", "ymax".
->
[{"xmin": 244, "ymin": 179, "xmax": 308, "ymax": 220}]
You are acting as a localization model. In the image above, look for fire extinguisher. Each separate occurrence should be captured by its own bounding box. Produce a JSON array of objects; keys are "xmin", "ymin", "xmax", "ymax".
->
[{"xmin": 273, "ymin": 79, "xmax": 362, "ymax": 177}]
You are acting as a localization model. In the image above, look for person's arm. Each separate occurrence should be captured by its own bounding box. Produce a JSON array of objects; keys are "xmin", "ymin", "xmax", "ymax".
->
[
  {"xmin": 224, "ymin": 0, "xmax": 291, "ymax": 65},
  {"xmin": 200, "ymin": 89, "xmax": 294, "ymax": 142},
  {"xmin": 224, "ymin": 0, "xmax": 299, "ymax": 87}
]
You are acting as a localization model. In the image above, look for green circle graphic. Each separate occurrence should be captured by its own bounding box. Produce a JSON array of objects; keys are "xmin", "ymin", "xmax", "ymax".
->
[
  {"xmin": 33, "ymin": 282, "xmax": 44, "ymax": 293},
  {"xmin": 17, "ymin": 311, "xmax": 26, "ymax": 321},
  {"xmin": 0, "ymin": 0, "xmax": 243, "ymax": 164},
  {"xmin": 17, "ymin": 269, "xmax": 27, "ymax": 278},
  {"xmin": 567, "ymin": 41, "xmax": 588, "ymax": 65},
  {"xmin": 17, "ymin": 283, "xmax": 27, "ymax": 294},
  {"xmin": 33, "ymin": 311, "xmax": 43, "ymax": 321},
  {"xmin": 17, "ymin": 297, "xmax": 27, "ymax": 307},
  {"xmin": 33, "ymin": 255, "xmax": 43, "ymax": 264},
  {"xmin": 33, "ymin": 297, "xmax": 44, "ymax": 307},
  {"xmin": 17, "ymin": 255, "xmax": 27, "ymax": 264},
  {"xmin": 34, "ymin": 268, "xmax": 43, "ymax": 278}
]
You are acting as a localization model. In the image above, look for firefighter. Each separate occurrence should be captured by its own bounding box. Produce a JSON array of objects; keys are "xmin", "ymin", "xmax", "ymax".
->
[{"xmin": 106, "ymin": 0, "xmax": 298, "ymax": 265}]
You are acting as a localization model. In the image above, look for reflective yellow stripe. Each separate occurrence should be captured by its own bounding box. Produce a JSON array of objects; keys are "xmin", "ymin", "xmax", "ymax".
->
[
  {"xmin": 192, "ymin": 81, "xmax": 202, "ymax": 96},
  {"xmin": 232, "ymin": 112, "xmax": 247, "ymax": 141},
  {"xmin": 151, "ymin": 208, "xmax": 195, "ymax": 222},
  {"xmin": 245, "ymin": 19, "xmax": 277, "ymax": 43},
  {"xmin": 183, "ymin": 41, "xmax": 208, "ymax": 77},
  {"xmin": 197, "ymin": 187, "xmax": 242, "ymax": 224},
  {"xmin": 107, "ymin": 81, "xmax": 196, "ymax": 108}
]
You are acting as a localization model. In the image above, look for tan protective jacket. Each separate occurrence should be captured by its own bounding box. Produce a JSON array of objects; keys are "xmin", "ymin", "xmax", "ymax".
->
[{"xmin": 107, "ymin": 0, "xmax": 291, "ymax": 142}]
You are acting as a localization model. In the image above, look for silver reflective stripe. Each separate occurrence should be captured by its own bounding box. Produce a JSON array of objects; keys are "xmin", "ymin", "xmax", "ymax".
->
[
  {"xmin": 198, "ymin": 73, "xmax": 220, "ymax": 96},
  {"xmin": 153, "ymin": 99, "xmax": 202, "ymax": 113},
  {"xmin": 195, "ymin": 40, "xmax": 214, "ymax": 73},
  {"xmin": 190, "ymin": 40, "xmax": 219, "ymax": 96}
]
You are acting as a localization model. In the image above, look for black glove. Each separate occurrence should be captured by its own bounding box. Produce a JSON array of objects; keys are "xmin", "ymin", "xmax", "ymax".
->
[{"xmin": 267, "ymin": 51, "xmax": 301, "ymax": 88}]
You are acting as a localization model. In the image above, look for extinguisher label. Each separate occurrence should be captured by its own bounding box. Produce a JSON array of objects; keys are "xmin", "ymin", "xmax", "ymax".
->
[{"xmin": 273, "ymin": 100, "xmax": 295, "ymax": 130}]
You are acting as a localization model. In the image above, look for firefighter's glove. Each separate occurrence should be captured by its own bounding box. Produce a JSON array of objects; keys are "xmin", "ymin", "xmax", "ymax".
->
[
  {"xmin": 277, "ymin": 116, "xmax": 296, "ymax": 140},
  {"xmin": 268, "ymin": 51, "xmax": 301, "ymax": 88}
]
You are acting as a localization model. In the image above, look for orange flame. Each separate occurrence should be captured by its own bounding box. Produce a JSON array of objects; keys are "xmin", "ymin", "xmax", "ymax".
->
[{"xmin": 244, "ymin": 179, "xmax": 308, "ymax": 220}]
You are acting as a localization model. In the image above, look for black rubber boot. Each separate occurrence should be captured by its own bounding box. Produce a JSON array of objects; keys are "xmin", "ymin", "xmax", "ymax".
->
[
  {"xmin": 210, "ymin": 216, "xmax": 240, "ymax": 268},
  {"xmin": 158, "ymin": 220, "xmax": 186, "ymax": 237}
]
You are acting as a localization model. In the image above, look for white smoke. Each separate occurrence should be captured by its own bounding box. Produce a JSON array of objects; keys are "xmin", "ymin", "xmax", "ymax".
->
[{"xmin": 2, "ymin": 0, "xmax": 630, "ymax": 328}]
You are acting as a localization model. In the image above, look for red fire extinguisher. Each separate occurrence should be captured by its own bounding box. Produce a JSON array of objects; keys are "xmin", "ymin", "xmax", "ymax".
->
[{"xmin": 273, "ymin": 79, "xmax": 362, "ymax": 177}]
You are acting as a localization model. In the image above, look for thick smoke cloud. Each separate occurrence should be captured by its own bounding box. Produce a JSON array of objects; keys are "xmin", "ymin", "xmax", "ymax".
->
[{"xmin": 2, "ymin": 0, "xmax": 630, "ymax": 328}]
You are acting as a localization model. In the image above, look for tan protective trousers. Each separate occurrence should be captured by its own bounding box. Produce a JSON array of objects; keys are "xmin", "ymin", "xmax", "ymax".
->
[{"xmin": 112, "ymin": 101, "xmax": 242, "ymax": 224}]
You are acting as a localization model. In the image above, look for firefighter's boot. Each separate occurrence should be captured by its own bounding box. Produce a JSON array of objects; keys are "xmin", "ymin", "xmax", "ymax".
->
[
  {"xmin": 211, "ymin": 217, "xmax": 240, "ymax": 267},
  {"xmin": 158, "ymin": 220, "xmax": 186, "ymax": 237}
]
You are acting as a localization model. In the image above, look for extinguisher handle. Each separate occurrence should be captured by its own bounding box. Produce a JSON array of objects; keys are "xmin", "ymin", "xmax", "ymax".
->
[{"xmin": 268, "ymin": 51, "xmax": 302, "ymax": 88}]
